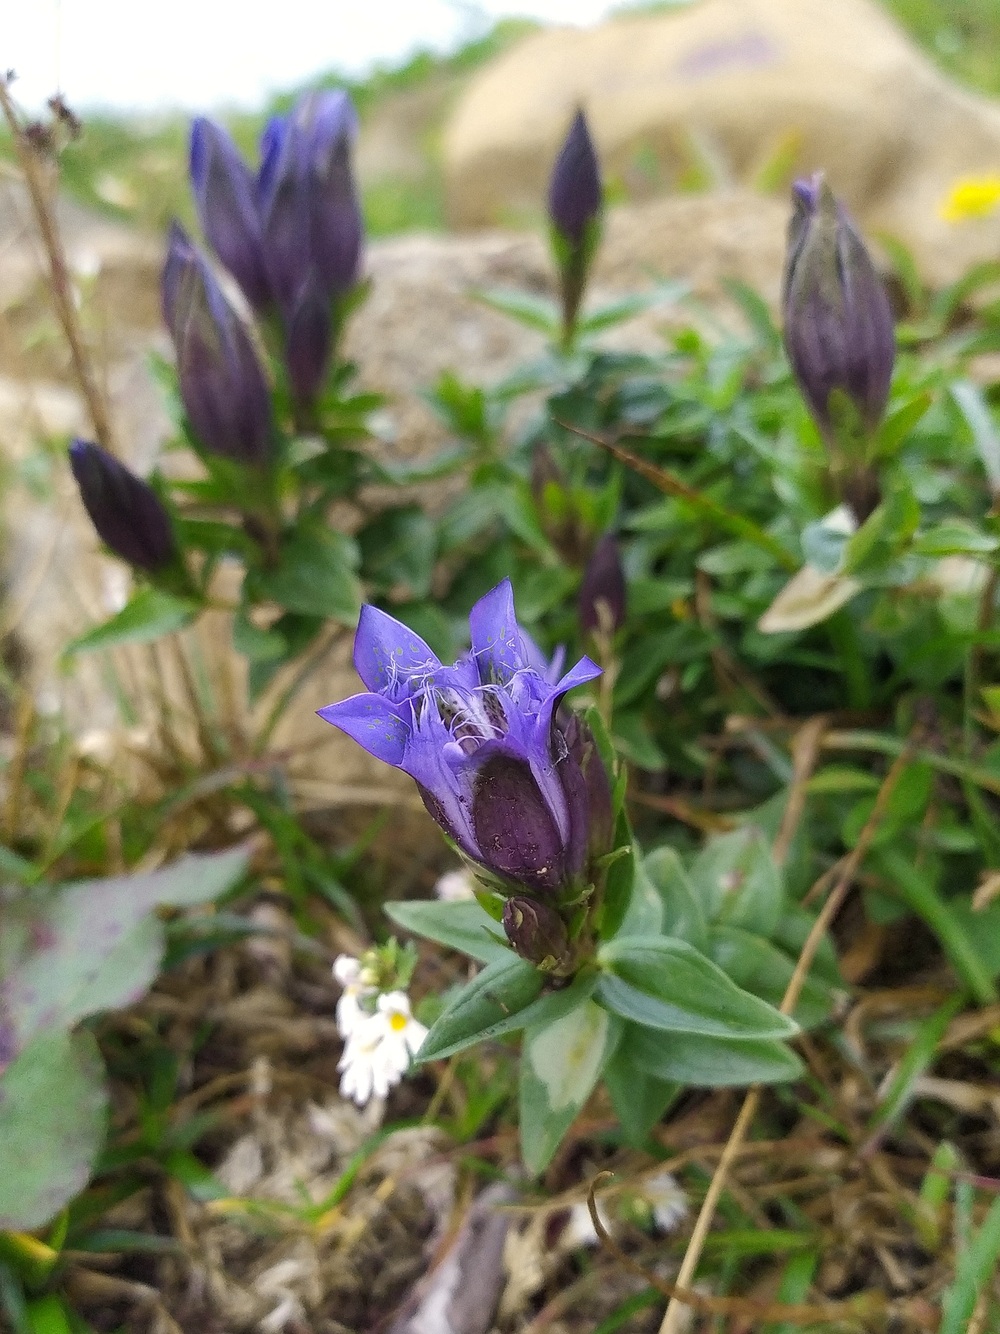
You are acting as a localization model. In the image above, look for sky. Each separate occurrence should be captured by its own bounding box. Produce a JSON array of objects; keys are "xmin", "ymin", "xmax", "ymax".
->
[{"xmin": 5, "ymin": 0, "xmax": 635, "ymax": 113}]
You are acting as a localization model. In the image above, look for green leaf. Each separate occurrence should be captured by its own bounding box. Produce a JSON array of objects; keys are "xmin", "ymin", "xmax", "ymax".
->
[
  {"xmin": 597, "ymin": 936, "xmax": 798, "ymax": 1039},
  {"xmin": 3, "ymin": 849, "xmax": 248, "ymax": 1052},
  {"xmin": 622, "ymin": 1022, "xmax": 802, "ymax": 1086},
  {"xmin": 577, "ymin": 285, "xmax": 685, "ymax": 335},
  {"xmin": 939, "ymin": 1195, "xmax": 1000, "ymax": 1334},
  {"xmin": 63, "ymin": 588, "xmax": 198, "ymax": 657},
  {"xmin": 416, "ymin": 955, "xmax": 545, "ymax": 1063},
  {"xmin": 603, "ymin": 1043, "xmax": 679, "ymax": 1146},
  {"xmin": 385, "ymin": 899, "xmax": 512, "ymax": 965},
  {"xmin": 876, "ymin": 849, "xmax": 998, "ymax": 1004},
  {"xmin": 912, "ymin": 521, "xmax": 999, "ymax": 559},
  {"xmin": 614, "ymin": 851, "xmax": 664, "ymax": 939},
  {"xmin": 952, "ymin": 379, "xmax": 1000, "ymax": 492},
  {"xmin": 253, "ymin": 526, "xmax": 361, "ymax": 622},
  {"xmin": 357, "ymin": 505, "xmax": 438, "ymax": 600},
  {"xmin": 640, "ymin": 847, "xmax": 708, "ymax": 950},
  {"xmin": 686, "ymin": 826, "xmax": 783, "ymax": 936},
  {"xmin": 519, "ymin": 1000, "xmax": 619, "ymax": 1175},
  {"xmin": 707, "ymin": 926, "xmax": 832, "ymax": 1029},
  {"xmin": 474, "ymin": 287, "xmax": 560, "ymax": 335},
  {"xmin": 0, "ymin": 1030, "xmax": 107, "ymax": 1230}
]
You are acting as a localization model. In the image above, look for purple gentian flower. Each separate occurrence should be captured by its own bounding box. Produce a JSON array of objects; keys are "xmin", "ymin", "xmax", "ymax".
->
[
  {"xmin": 318, "ymin": 579, "xmax": 610, "ymax": 895},
  {"xmin": 162, "ymin": 222, "xmax": 274, "ymax": 467},
  {"xmin": 189, "ymin": 117, "xmax": 273, "ymax": 312}
]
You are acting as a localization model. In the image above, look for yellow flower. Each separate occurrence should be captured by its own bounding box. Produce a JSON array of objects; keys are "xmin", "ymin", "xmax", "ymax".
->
[{"xmin": 940, "ymin": 175, "xmax": 1000, "ymax": 224}]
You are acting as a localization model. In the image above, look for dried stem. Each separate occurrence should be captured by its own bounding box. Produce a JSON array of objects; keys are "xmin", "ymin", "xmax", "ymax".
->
[
  {"xmin": 656, "ymin": 736, "xmax": 919, "ymax": 1334},
  {"xmin": 0, "ymin": 76, "xmax": 116, "ymax": 453}
]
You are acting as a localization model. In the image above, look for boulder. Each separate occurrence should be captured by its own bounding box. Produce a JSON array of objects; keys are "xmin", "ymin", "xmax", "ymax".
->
[{"xmin": 442, "ymin": 0, "xmax": 1000, "ymax": 288}]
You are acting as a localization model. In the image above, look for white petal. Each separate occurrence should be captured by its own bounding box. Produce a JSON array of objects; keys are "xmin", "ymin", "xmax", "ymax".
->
[{"xmin": 333, "ymin": 954, "xmax": 362, "ymax": 986}]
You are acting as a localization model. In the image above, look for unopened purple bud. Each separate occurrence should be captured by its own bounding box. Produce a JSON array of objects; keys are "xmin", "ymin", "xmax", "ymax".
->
[
  {"xmin": 190, "ymin": 118, "xmax": 272, "ymax": 312},
  {"xmin": 502, "ymin": 896, "xmax": 570, "ymax": 970},
  {"xmin": 557, "ymin": 710, "xmax": 613, "ymax": 874},
  {"xmin": 471, "ymin": 755, "xmax": 566, "ymax": 892},
  {"xmin": 548, "ymin": 110, "xmax": 602, "ymax": 247},
  {"xmin": 304, "ymin": 93, "xmax": 363, "ymax": 299},
  {"xmin": 162, "ymin": 223, "xmax": 273, "ymax": 466},
  {"xmin": 69, "ymin": 440, "xmax": 177, "ymax": 573},
  {"xmin": 579, "ymin": 533, "xmax": 626, "ymax": 634},
  {"xmin": 258, "ymin": 90, "xmax": 362, "ymax": 312},
  {"xmin": 783, "ymin": 173, "xmax": 895, "ymax": 438},
  {"xmin": 283, "ymin": 277, "xmax": 335, "ymax": 409}
]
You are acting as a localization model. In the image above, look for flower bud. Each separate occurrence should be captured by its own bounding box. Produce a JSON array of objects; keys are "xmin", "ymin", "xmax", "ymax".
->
[
  {"xmin": 502, "ymin": 896, "xmax": 571, "ymax": 971},
  {"xmin": 783, "ymin": 173, "xmax": 895, "ymax": 440},
  {"xmin": 162, "ymin": 223, "xmax": 274, "ymax": 466},
  {"xmin": 257, "ymin": 90, "xmax": 363, "ymax": 410},
  {"xmin": 578, "ymin": 533, "xmax": 626, "ymax": 635},
  {"xmin": 69, "ymin": 439, "xmax": 177, "ymax": 573},
  {"xmin": 548, "ymin": 110, "xmax": 602, "ymax": 248},
  {"xmin": 258, "ymin": 91, "xmax": 362, "ymax": 308},
  {"xmin": 189, "ymin": 117, "xmax": 272, "ymax": 312},
  {"xmin": 548, "ymin": 109, "xmax": 603, "ymax": 343}
]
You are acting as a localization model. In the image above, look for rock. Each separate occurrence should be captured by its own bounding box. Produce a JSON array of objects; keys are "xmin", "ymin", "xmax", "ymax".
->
[{"xmin": 442, "ymin": 0, "xmax": 1000, "ymax": 288}]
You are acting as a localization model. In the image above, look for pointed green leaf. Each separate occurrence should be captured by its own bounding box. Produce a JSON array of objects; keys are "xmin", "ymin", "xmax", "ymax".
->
[
  {"xmin": 686, "ymin": 827, "xmax": 783, "ymax": 935},
  {"xmin": 385, "ymin": 899, "xmax": 512, "ymax": 965},
  {"xmin": 641, "ymin": 847, "xmax": 708, "ymax": 949},
  {"xmin": 603, "ymin": 1041, "xmax": 680, "ymax": 1146},
  {"xmin": 64, "ymin": 588, "xmax": 198, "ymax": 657},
  {"xmin": 621, "ymin": 1021, "xmax": 803, "ymax": 1086},
  {"xmin": 597, "ymin": 936, "xmax": 798, "ymax": 1039},
  {"xmin": 416, "ymin": 955, "xmax": 544, "ymax": 1063}
]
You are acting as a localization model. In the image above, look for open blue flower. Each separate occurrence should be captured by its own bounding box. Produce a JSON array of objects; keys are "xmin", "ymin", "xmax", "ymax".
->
[{"xmin": 318, "ymin": 580, "xmax": 608, "ymax": 894}]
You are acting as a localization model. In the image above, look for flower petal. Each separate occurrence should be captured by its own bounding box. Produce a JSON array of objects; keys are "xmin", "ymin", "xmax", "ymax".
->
[
  {"xmin": 353, "ymin": 604, "xmax": 439, "ymax": 694},
  {"xmin": 554, "ymin": 655, "xmax": 602, "ymax": 696},
  {"xmin": 469, "ymin": 578, "xmax": 525, "ymax": 685},
  {"xmin": 471, "ymin": 753, "xmax": 565, "ymax": 890},
  {"xmin": 317, "ymin": 692, "xmax": 410, "ymax": 765}
]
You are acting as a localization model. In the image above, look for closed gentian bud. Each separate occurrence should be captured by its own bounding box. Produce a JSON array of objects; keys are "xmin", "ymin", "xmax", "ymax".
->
[
  {"xmin": 302, "ymin": 91, "xmax": 363, "ymax": 299},
  {"xmin": 69, "ymin": 439, "xmax": 177, "ymax": 573},
  {"xmin": 579, "ymin": 533, "xmax": 626, "ymax": 635},
  {"xmin": 548, "ymin": 109, "xmax": 602, "ymax": 248},
  {"xmin": 783, "ymin": 173, "xmax": 895, "ymax": 441},
  {"xmin": 502, "ymin": 896, "xmax": 571, "ymax": 972},
  {"xmin": 190, "ymin": 117, "xmax": 272, "ymax": 312},
  {"xmin": 162, "ymin": 222, "xmax": 273, "ymax": 467},
  {"xmin": 548, "ymin": 109, "xmax": 603, "ymax": 343}
]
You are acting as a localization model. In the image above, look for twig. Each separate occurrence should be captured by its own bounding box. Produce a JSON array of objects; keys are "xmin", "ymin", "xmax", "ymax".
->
[
  {"xmin": 0, "ymin": 76, "xmax": 116, "ymax": 453},
  {"xmin": 772, "ymin": 714, "xmax": 829, "ymax": 869},
  {"xmin": 656, "ymin": 736, "xmax": 919, "ymax": 1334}
]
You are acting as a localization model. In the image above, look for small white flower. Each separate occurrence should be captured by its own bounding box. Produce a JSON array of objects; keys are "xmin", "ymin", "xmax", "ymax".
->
[
  {"xmin": 434, "ymin": 867, "xmax": 477, "ymax": 901},
  {"xmin": 332, "ymin": 953, "xmax": 377, "ymax": 1038},
  {"xmin": 337, "ymin": 991, "xmax": 427, "ymax": 1106},
  {"xmin": 642, "ymin": 1171, "xmax": 688, "ymax": 1233}
]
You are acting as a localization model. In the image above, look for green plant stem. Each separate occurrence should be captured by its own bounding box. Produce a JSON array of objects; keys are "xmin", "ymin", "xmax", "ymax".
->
[{"xmin": 825, "ymin": 609, "xmax": 871, "ymax": 711}]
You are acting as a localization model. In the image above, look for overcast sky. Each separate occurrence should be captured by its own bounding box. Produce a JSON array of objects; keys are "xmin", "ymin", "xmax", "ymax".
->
[{"xmin": 5, "ymin": 0, "xmax": 639, "ymax": 113}]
